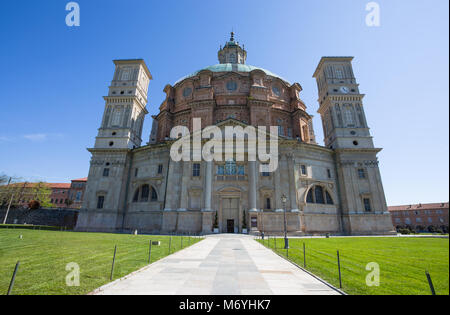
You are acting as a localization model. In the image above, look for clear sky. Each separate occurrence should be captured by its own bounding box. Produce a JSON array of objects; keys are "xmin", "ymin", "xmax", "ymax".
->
[{"xmin": 0, "ymin": 0, "xmax": 448, "ymax": 206}]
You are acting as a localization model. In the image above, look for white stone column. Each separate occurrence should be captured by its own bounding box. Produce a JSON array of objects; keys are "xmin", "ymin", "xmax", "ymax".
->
[
  {"xmin": 203, "ymin": 161, "xmax": 213, "ymax": 211},
  {"xmin": 248, "ymin": 161, "xmax": 258, "ymax": 212}
]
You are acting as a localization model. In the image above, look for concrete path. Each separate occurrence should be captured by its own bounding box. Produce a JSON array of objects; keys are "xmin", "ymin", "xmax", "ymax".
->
[{"xmin": 93, "ymin": 234, "xmax": 341, "ymax": 295}]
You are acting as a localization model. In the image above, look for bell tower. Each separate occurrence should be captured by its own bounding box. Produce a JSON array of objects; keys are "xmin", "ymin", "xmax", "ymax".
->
[
  {"xmin": 313, "ymin": 57, "xmax": 373, "ymax": 150},
  {"xmin": 313, "ymin": 57, "xmax": 395, "ymax": 235},
  {"xmin": 95, "ymin": 59, "xmax": 152, "ymax": 149}
]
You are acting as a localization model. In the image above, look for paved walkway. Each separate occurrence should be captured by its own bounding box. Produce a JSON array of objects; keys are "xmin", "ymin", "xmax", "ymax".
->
[{"xmin": 93, "ymin": 234, "xmax": 341, "ymax": 295}]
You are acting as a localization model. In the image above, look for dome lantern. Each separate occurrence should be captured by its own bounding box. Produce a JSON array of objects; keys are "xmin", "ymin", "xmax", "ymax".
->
[{"xmin": 218, "ymin": 32, "xmax": 247, "ymax": 65}]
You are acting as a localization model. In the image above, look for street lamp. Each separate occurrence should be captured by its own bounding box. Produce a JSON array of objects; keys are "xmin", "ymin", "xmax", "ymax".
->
[{"xmin": 281, "ymin": 194, "xmax": 289, "ymax": 249}]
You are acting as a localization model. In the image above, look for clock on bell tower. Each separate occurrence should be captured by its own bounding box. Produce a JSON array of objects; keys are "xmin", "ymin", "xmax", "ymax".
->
[{"xmin": 313, "ymin": 57, "xmax": 374, "ymax": 150}]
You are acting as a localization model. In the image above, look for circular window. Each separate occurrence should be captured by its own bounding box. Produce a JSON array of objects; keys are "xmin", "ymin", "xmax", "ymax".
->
[
  {"xmin": 183, "ymin": 87, "xmax": 192, "ymax": 97},
  {"xmin": 226, "ymin": 81, "xmax": 238, "ymax": 91},
  {"xmin": 350, "ymin": 131, "xmax": 356, "ymax": 135},
  {"xmin": 112, "ymin": 132, "xmax": 117, "ymax": 136},
  {"xmin": 272, "ymin": 86, "xmax": 281, "ymax": 97},
  {"xmin": 353, "ymin": 141, "xmax": 359, "ymax": 146},
  {"xmin": 109, "ymin": 141, "xmax": 114, "ymax": 147}
]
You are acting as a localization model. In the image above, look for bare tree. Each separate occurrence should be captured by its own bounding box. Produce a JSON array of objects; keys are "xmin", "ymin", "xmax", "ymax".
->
[{"xmin": 0, "ymin": 174, "xmax": 9, "ymax": 186}]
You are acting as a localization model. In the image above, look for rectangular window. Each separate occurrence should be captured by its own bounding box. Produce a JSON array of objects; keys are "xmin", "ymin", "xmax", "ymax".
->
[
  {"xmin": 278, "ymin": 125, "xmax": 284, "ymax": 136},
  {"xmin": 327, "ymin": 169, "xmax": 332, "ymax": 178},
  {"xmin": 358, "ymin": 169, "xmax": 366, "ymax": 179},
  {"xmin": 266, "ymin": 198, "xmax": 271, "ymax": 210},
  {"xmin": 97, "ymin": 196, "xmax": 105, "ymax": 209},
  {"xmin": 300, "ymin": 165, "xmax": 307, "ymax": 176},
  {"xmin": 103, "ymin": 168, "xmax": 110, "ymax": 177},
  {"xmin": 135, "ymin": 168, "xmax": 138, "ymax": 177},
  {"xmin": 287, "ymin": 128, "xmax": 293, "ymax": 138},
  {"xmin": 363, "ymin": 198, "xmax": 372, "ymax": 212},
  {"xmin": 158, "ymin": 164, "xmax": 163, "ymax": 174},
  {"xmin": 193, "ymin": 163, "xmax": 201, "ymax": 177},
  {"xmin": 217, "ymin": 165, "xmax": 225, "ymax": 175}
]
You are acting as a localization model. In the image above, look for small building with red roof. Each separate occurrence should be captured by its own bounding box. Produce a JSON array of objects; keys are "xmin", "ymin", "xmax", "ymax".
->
[{"xmin": 388, "ymin": 202, "xmax": 449, "ymax": 232}]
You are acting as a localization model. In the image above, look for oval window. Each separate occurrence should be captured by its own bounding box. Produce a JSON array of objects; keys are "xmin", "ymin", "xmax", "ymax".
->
[{"xmin": 272, "ymin": 86, "xmax": 281, "ymax": 97}]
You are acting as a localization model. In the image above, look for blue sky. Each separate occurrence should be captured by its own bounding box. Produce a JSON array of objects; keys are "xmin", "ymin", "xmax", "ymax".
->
[{"xmin": 0, "ymin": 0, "xmax": 448, "ymax": 206}]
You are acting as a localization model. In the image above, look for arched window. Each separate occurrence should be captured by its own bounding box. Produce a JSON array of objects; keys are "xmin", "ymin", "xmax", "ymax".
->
[
  {"xmin": 326, "ymin": 191, "xmax": 334, "ymax": 205},
  {"xmin": 306, "ymin": 185, "xmax": 334, "ymax": 205},
  {"xmin": 141, "ymin": 185, "xmax": 150, "ymax": 202},
  {"xmin": 306, "ymin": 189, "xmax": 314, "ymax": 203},
  {"xmin": 151, "ymin": 187, "xmax": 158, "ymax": 201},
  {"xmin": 315, "ymin": 186, "xmax": 325, "ymax": 204},
  {"xmin": 133, "ymin": 189, "xmax": 139, "ymax": 203}
]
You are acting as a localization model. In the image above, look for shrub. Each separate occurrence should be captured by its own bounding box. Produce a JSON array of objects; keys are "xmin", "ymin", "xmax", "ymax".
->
[
  {"xmin": 398, "ymin": 228, "xmax": 411, "ymax": 235},
  {"xmin": 28, "ymin": 200, "xmax": 40, "ymax": 210},
  {"xmin": 213, "ymin": 211, "xmax": 218, "ymax": 229}
]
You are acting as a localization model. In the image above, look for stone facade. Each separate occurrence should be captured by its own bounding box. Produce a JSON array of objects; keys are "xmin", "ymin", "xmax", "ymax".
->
[{"xmin": 76, "ymin": 35, "xmax": 395, "ymax": 235}]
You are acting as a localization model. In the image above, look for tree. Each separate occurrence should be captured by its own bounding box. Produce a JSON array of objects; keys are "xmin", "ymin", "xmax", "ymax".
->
[
  {"xmin": 28, "ymin": 200, "xmax": 40, "ymax": 210},
  {"xmin": 0, "ymin": 174, "xmax": 9, "ymax": 186},
  {"xmin": 0, "ymin": 179, "xmax": 26, "ymax": 209},
  {"xmin": 242, "ymin": 210, "xmax": 247, "ymax": 229},
  {"xmin": 29, "ymin": 182, "xmax": 52, "ymax": 208},
  {"xmin": 0, "ymin": 180, "xmax": 52, "ymax": 209},
  {"xmin": 213, "ymin": 211, "xmax": 219, "ymax": 229}
]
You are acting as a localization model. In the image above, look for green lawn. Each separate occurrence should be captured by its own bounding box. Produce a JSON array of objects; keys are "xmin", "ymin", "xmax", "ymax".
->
[
  {"xmin": 0, "ymin": 229, "xmax": 203, "ymax": 295},
  {"xmin": 258, "ymin": 237, "xmax": 449, "ymax": 295}
]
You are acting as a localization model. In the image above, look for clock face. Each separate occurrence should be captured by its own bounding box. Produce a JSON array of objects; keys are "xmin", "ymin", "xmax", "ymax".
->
[{"xmin": 340, "ymin": 86, "xmax": 349, "ymax": 94}]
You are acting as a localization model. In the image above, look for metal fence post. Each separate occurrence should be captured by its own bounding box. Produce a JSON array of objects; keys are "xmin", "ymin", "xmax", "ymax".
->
[
  {"xmin": 337, "ymin": 250, "xmax": 342, "ymax": 289},
  {"xmin": 303, "ymin": 243, "xmax": 306, "ymax": 268},
  {"xmin": 110, "ymin": 245, "xmax": 117, "ymax": 281},
  {"xmin": 426, "ymin": 271, "xmax": 436, "ymax": 295},
  {"xmin": 7, "ymin": 261, "xmax": 20, "ymax": 295}
]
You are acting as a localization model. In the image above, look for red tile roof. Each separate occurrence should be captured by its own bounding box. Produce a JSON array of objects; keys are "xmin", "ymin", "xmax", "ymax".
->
[
  {"xmin": 49, "ymin": 183, "xmax": 71, "ymax": 189},
  {"xmin": 71, "ymin": 177, "xmax": 87, "ymax": 182},
  {"xmin": 8, "ymin": 182, "xmax": 71, "ymax": 189},
  {"xmin": 388, "ymin": 203, "xmax": 449, "ymax": 211}
]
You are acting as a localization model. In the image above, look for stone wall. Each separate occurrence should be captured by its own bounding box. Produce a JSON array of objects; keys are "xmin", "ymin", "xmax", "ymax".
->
[{"xmin": 0, "ymin": 208, "xmax": 79, "ymax": 228}]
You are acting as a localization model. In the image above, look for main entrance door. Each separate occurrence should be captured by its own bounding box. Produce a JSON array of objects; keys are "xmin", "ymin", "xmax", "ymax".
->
[
  {"xmin": 227, "ymin": 220, "xmax": 235, "ymax": 233},
  {"xmin": 222, "ymin": 198, "xmax": 239, "ymax": 233}
]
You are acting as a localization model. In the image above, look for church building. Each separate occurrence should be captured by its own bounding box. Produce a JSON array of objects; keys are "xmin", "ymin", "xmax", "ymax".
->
[{"xmin": 76, "ymin": 33, "xmax": 395, "ymax": 235}]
